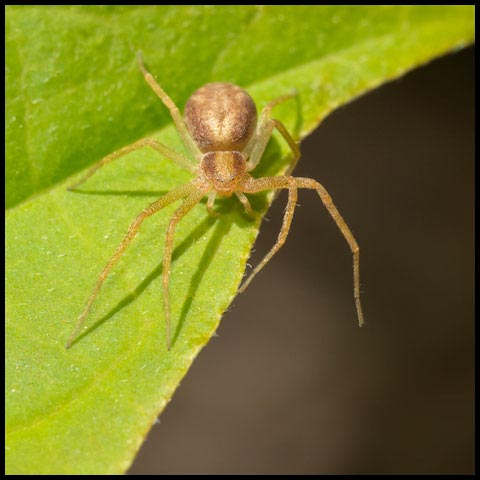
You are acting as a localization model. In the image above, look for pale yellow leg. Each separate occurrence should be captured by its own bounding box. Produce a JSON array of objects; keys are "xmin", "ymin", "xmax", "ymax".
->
[
  {"xmin": 272, "ymin": 119, "xmax": 300, "ymax": 176},
  {"xmin": 137, "ymin": 53, "xmax": 202, "ymax": 159},
  {"xmin": 235, "ymin": 192, "xmax": 255, "ymax": 217},
  {"xmin": 296, "ymin": 177, "xmax": 364, "ymax": 327},
  {"xmin": 162, "ymin": 190, "xmax": 207, "ymax": 349},
  {"xmin": 242, "ymin": 175, "xmax": 364, "ymax": 327},
  {"xmin": 69, "ymin": 138, "xmax": 195, "ymax": 190},
  {"xmin": 207, "ymin": 191, "xmax": 218, "ymax": 217},
  {"xmin": 65, "ymin": 182, "xmax": 196, "ymax": 348},
  {"xmin": 239, "ymin": 177, "xmax": 297, "ymax": 293},
  {"xmin": 245, "ymin": 91, "xmax": 299, "ymax": 172}
]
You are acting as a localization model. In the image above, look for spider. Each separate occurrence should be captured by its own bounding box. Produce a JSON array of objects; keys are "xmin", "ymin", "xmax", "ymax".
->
[{"xmin": 66, "ymin": 53, "xmax": 364, "ymax": 350}]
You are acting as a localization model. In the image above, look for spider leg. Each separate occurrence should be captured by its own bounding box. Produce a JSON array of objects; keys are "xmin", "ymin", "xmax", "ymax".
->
[
  {"xmin": 69, "ymin": 138, "xmax": 195, "ymax": 190},
  {"xmin": 240, "ymin": 175, "xmax": 364, "ymax": 327},
  {"xmin": 207, "ymin": 191, "xmax": 219, "ymax": 217},
  {"xmin": 65, "ymin": 181, "xmax": 196, "ymax": 348},
  {"xmin": 238, "ymin": 177, "xmax": 297, "ymax": 293},
  {"xmin": 235, "ymin": 192, "xmax": 255, "ymax": 217},
  {"xmin": 296, "ymin": 176, "xmax": 364, "ymax": 327},
  {"xmin": 137, "ymin": 52, "xmax": 202, "ymax": 159},
  {"xmin": 163, "ymin": 190, "xmax": 207, "ymax": 350},
  {"xmin": 272, "ymin": 119, "xmax": 301, "ymax": 176},
  {"xmin": 245, "ymin": 92, "xmax": 300, "ymax": 173}
]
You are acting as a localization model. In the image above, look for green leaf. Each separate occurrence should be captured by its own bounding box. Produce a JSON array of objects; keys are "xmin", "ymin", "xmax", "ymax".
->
[{"xmin": 6, "ymin": 5, "xmax": 474, "ymax": 475}]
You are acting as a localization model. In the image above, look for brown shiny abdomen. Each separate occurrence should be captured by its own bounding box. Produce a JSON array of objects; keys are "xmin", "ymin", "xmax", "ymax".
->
[{"xmin": 184, "ymin": 83, "xmax": 257, "ymax": 153}]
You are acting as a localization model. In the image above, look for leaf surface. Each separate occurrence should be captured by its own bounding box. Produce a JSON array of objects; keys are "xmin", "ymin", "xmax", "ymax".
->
[{"xmin": 5, "ymin": 5, "xmax": 474, "ymax": 474}]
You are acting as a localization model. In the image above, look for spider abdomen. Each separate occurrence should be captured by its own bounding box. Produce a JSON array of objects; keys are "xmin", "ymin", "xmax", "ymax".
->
[{"xmin": 184, "ymin": 82, "xmax": 257, "ymax": 153}]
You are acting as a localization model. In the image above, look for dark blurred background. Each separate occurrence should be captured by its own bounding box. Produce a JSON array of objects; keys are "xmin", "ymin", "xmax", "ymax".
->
[{"xmin": 129, "ymin": 46, "xmax": 474, "ymax": 475}]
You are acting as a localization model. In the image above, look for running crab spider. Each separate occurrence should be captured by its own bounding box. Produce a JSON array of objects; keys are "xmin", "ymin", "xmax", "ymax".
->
[{"xmin": 66, "ymin": 53, "xmax": 364, "ymax": 350}]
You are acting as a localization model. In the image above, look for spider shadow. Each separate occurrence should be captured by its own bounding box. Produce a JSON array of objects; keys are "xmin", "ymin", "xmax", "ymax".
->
[
  {"xmin": 69, "ymin": 213, "xmax": 215, "ymax": 347},
  {"xmin": 171, "ymin": 194, "xmax": 271, "ymax": 346},
  {"xmin": 68, "ymin": 193, "xmax": 266, "ymax": 349},
  {"xmin": 69, "ymin": 188, "xmax": 171, "ymax": 197}
]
